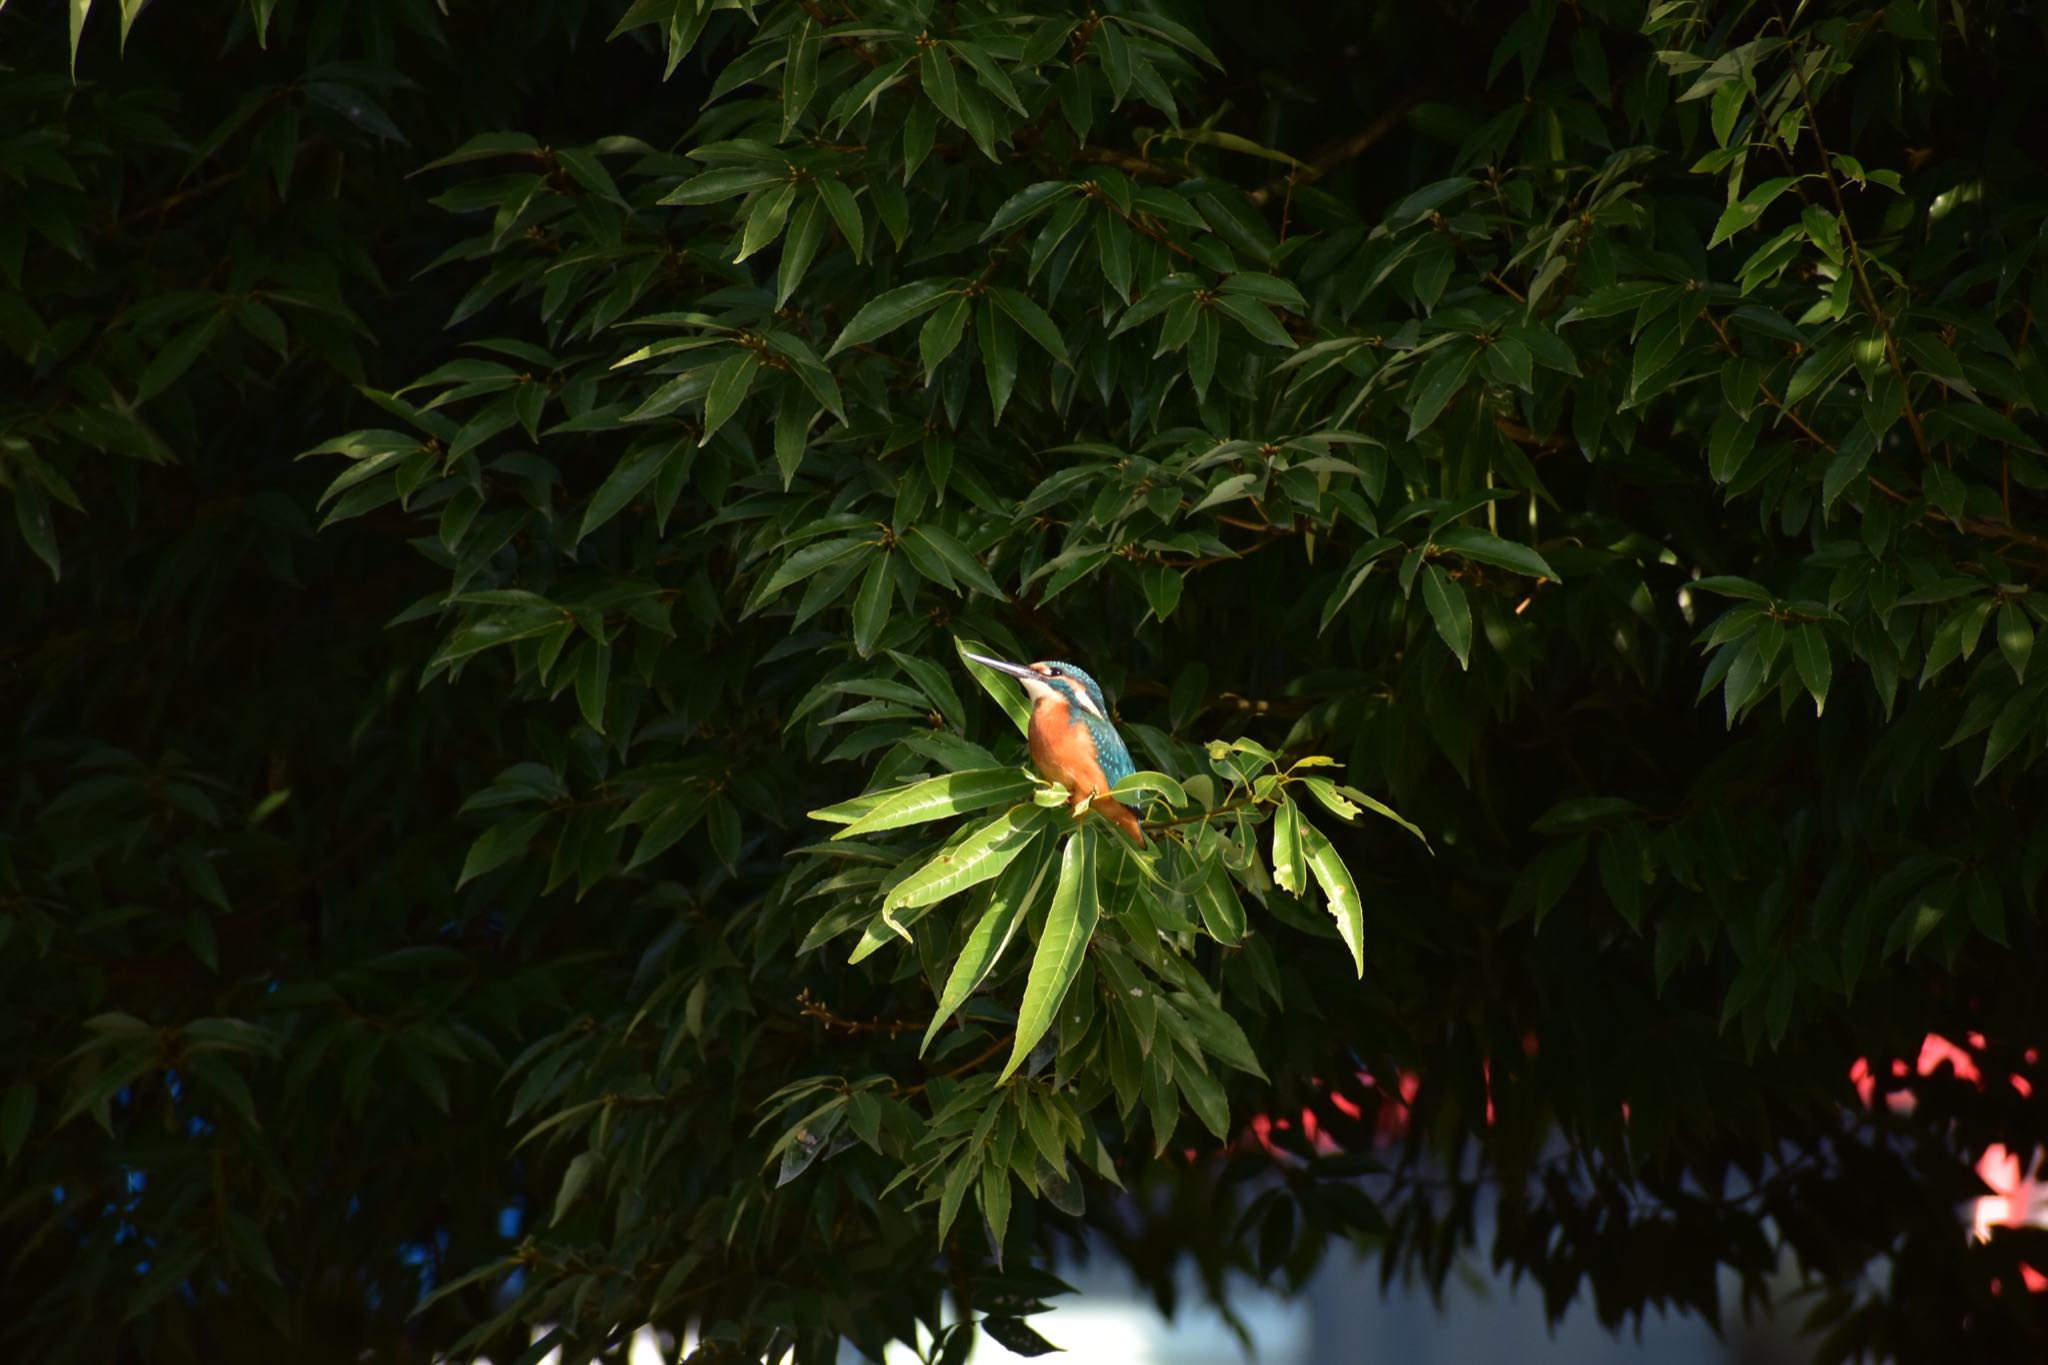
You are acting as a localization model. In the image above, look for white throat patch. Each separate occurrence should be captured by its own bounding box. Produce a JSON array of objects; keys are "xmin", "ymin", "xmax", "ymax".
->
[{"xmin": 1021, "ymin": 671, "xmax": 1105, "ymax": 720}]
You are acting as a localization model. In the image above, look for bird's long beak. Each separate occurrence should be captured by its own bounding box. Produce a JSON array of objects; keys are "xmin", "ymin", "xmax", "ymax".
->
[{"xmin": 963, "ymin": 650, "xmax": 1039, "ymax": 681}]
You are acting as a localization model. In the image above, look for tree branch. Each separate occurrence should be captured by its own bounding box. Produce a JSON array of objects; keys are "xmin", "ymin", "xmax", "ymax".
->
[
  {"xmin": 1247, "ymin": 96, "xmax": 1415, "ymax": 208},
  {"xmin": 1781, "ymin": 35, "xmax": 1932, "ymax": 462}
]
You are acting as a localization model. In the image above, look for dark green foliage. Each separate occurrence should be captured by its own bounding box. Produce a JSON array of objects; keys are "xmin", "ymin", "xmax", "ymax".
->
[{"xmin": 6, "ymin": 1, "xmax": 2048, "ymax": 1362}]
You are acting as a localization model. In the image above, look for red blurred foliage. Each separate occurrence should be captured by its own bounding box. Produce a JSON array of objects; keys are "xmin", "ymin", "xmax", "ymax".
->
[{"xmin": 1850, "ymin": 1032, "xmax": 2045, "ymax": 1294}]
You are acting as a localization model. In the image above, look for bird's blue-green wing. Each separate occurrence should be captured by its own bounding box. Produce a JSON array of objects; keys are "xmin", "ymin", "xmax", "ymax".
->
[{"xmin": 1086, "ymin": 714, "xmax": 1137, "ymax": 788}]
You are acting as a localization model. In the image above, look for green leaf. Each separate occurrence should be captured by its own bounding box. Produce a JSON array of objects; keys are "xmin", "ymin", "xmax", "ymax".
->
[
  {"xmin": 831, "ymin": 768, "xmax": 1038, "ymax": 839},
  {"xmin": 1822, "ymin": 435, "xmax": 1872, "ymax": 509},
  {"xmin": 1212, "ymin": 294, "xmax": 1295, "ymax": 349},
  {"xmin": 1192, "ymin": 859, "xmax": 1246, "ymax": 945},
  {"xmin": 0, "ymin": 1085, "xmax": 34, "ymax": 1165},
  {"xmin": 69, "ymin": 0, "xmax": 94, "ymax": 75},
  {"xmin": 1406, "ymin": 347, "xmax": 1475, "ymax": 439},
  {"xmin": 136, "ymin": 314, "xmax": 224, "ymax": 404},
  {"xmin": 573, "ymin": 640, "xmax": 610, "ymax": 733},
  {"xmin": 1141, "ymin": 562, "xmax": 1184, "ymax": 622},
  {"xmin": 1999, "ymin": 603, "xmax": 2034, "ymax": 683},
  {"xmin": 1120, "ymin": 11, "xmax": 1220, "ymax": 66},
  {"xmin": 1175, "ymin": 1045, "xmax": 1231, "ymax": 1138},
  {"xmin": 699, "ymin": 348, "xmax": 760, "ymax": 445},
  {"xmin": 1344, "ymin": 794, "xmax": 1413, "ymax": 862},
  {"xmin": 736, "ymin": 181, "xmax": 796, "ymax": 261},
  {"xmin": 889, "ymin": 650, "xmax": 969, "ymax": 732},
  {"xmin": 773, "ymin": 398, "xmax": 815, "ymax": 489},
  {"xmin": 1939, "ymin": 402, "xmax": 2044, "ymax": 454},
  {"xmin": 851, "ymin": 553, "xmax": 892, "ymax": 658},
  {"xmin": 1980, "ymin": 688, "xmax": 2036, "ymax": 781},
  {"xmin": 746, "ymin": 537, "xmax": 873, "ymax": 615},
  {"xmin": 580, "ymin": 440, "xmax": 677, "ymax": 542},
  {"xmin": 827, "ymin": 280, "xmax": 956, "ymax": 356},
  {"xmin": 979, "ymin": 1160, "xmax": 1013, "ymax": 1257},
  {"xmin": 1420, "ymin": 564, "xmax": 1473, "ymax": 668},
  {"xmin": 888, "ymin": 804, "xmax": 1043, "ymax": 911},
  {"xmin": 1096, "ymin": 211, "xmax": 1134, "ymax": 303},
  {"xmin": 978, "ymin": 295, "xmax": 1019, "ymax": 421},
  {"xmin": 912, "ymin": 527, "xmax": 1005, "ymax": 598},
  {"xmin": 990, "ymin": 288, "xmax": 1070, "ymax": 364},
  {"xmin": 1001, "ymin": 828, "xmax": 1100, "ymax": 1081},
  {"xmin": 1709, "ymin": 176, "xmax": 1801, "ymax": 247},
  {"xmin": 781, "ymin": 19, "xmax": 821, "ymax": 135},
  {"xmin": 14, "ymin": 478, "xmax": 59, "ymax": 580},
  {"xmin": 919, "ymin": 41, "xmax": 962, "ymax": 124},
  {"xmin": 954, "ymin": 39, "xmax": 1027, "ymax": 114},
  {"xmin": 1513, "ymin": 836, "xmax": 1586, "ymax": 931},
  {"xmin": 1299, "ymin": 817, "xmax": 1365, "ymax": 976},
  {"xmin": 777, "ymin": 192, "xmax": 828, "ymax": 307},
  {"xmin": 1433, "ymin": 527, "xmax": 1559, "ymax": 581},
  {"xmin": 918, "ymin": 296, "xmax": 971, "ymax": 382},
  {"xmin": 1220, "ymin": 272, "xmax": 1308, "ymax": 309},
  {"xmin": 552, "ymin": 1151, "xmax": 599, "ymax": 1225},
  {"xmin": 816, "ymin": 178, "xmax": 865, "ymax": 261},
  {"xmin": 417, "ymin": 131, "xmax": 541, "ymax": 172},
  {"xmin": 1111, "ymin": 771, "xmax": 1187, "ymax": 808},
  {"xmin": 1532, "ymin": 796, "xmax": 1640, "ymax": 834},
  {"xmin": 457, "ymin": 813, "xmax": 546, "ymax": 887},
  {"xmin": 1188, "ymin": 309, "xmax": 1220, "ymax": 399},
  {"xmin": 957, "ymin": 638, "xmax": 1034, "ymax": 736},
  {"xmin": 554, "ymin": 147, "xmax": 623, "ymax": 204},
  {"xmin": 1387, "ymin": 176, "xmax": 1474, "ymax": 225},
  {"xmin": 921, "ymin": 832, "xmax": 1055, "ymax": 1053},
  {"xmin": 826, "ymin": 53, "xmax": 913, "ymax": 130},
  {"xmin": 1690, "ymin": 575, "xmax": 1773, "ymax": 603},
  {"xmin": 1299, "ymin": 776, "xmax": 1359, "ymax": 822},
  {"xmin": 1791, "ymin": 624, "xmax": 1831, "ymax": 713},
  {"xmin": 981, "ymin": 1317, "xmax": 1058, "ymax": 1358},
  {"xmin": 1109, "ymin": 276, "xmax": 1197, "ymax": 337},
  {"xmin": 763, "ymin": 331, "xmax": 846, "ymax": 420},
  {"xmin": 1895, "ymin": 576, "xmax": 1979, "ymax": 607},
  {"xmin": 1270, "ymin": 797, "xmax": 1306, "ymax": 895},
  {"xmin": 661, "ymin": 166, "xmax": 786, "ymax": 206},
  {"xmin": 984, "ymin": 181, "xmax": 1077, "ymax": 239},
  {"xmin": 1900, "ymin": 333, "xmax": 1979, "ymax": 402}
]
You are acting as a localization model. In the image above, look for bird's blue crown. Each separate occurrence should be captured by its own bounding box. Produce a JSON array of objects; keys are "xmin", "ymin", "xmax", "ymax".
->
[{"xmin": 1038, "ymin": 660, "xmax": 1109, "ymax": 717}]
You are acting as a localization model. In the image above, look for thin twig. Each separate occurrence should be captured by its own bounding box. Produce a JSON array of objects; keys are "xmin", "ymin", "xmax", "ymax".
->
[
  {"xmin": 1073, "ymin": 147, "xmax": 1178, "ymax": 182},
  {"xmin": 1086, "ymin": 182, "xmax": 1198, "ymax": 264},
  {"xmin": 109, "ymin": 138, "xmax": 316, "ymax": 233},
  {"xmin": 1248, "ymin": 97, "xmax": 1415, "ymax": 207},
  {"xmin": 1704, "ymin": 312, "xmax": 2048, "ymax": 555},
  {"xmin": 1780, "ymin": 33, "xmax": 1931, "ymax": 461},
  {"xmin": 1484, "ymin": 271, "xmax": 1526, "ymax": 304},
  {"xmin": 896, "ymin": 1033, "xmax": 1013, "ymax": 1098},
  {"xmin": 796, "ymin": 988, "xmax": 926, "ymax": 1039},
  {"xmin": 1143, "ymin": 795, "xmax": 1261, "ymax": 830},
  {"xmin": 1699, "ymin": 309, "xmax": 1837, "ymax": 451}
]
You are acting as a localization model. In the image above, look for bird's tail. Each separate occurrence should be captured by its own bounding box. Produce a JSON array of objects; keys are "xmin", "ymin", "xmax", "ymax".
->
[{"xmin": 1101, "ymin": 798, "xmax": 1146, "ymax": 846}]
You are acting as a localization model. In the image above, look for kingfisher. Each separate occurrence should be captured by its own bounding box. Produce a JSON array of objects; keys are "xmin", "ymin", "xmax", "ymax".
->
[{"xmin": 964, "ymin": 652, "xmax": 1145, "ymax": 845}]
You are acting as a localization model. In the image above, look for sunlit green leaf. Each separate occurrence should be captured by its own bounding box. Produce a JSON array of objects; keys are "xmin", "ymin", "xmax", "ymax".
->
[
  {"xmin": 1299, "ymin": 816, "xmax": 1364, "ymax": 976},
  {"xmin": 1001, "ymin": 828, "xmax": 1099, "ymax": 1081},
  {"xmin": 921, "ymin": 831, "xmax": 1055, "ymax": 1053},
  {"xmin": 831, "ymin": 769, "xmax": 1038, "ymax": 839},
  {"xmin": 886, "ymin": 804, "xmax": 1043, "ymax": 911}
]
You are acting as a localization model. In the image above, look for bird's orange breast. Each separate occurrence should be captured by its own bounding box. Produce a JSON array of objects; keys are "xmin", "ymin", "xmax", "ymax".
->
[
  {"xmin": 1028, "ymin": 695, "xmax": 1111, "ymax": 796},
  {"xmin": 1027, "ymin": 696, "xmax": 1144, "ymax": 844}
]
